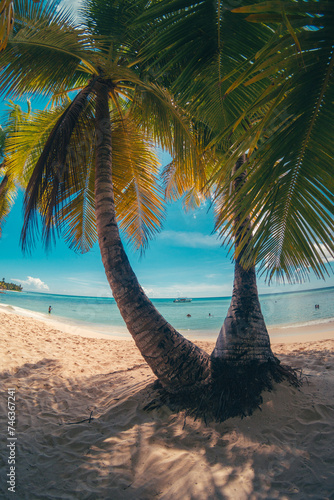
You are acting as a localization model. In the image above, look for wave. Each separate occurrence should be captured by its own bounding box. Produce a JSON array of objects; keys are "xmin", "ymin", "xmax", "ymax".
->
[{"xmin": 273, "ymin": 317, "xmax": 334, "ymax": 330}]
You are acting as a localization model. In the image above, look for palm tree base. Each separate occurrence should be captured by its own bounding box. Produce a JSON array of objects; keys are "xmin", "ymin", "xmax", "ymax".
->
[{"xmin": 144, "ymin": 358, "xmax": 301, "ymax": 423}]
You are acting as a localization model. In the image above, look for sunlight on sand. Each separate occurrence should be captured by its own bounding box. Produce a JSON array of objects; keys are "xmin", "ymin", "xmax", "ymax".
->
[{"xmin": 1, "ymin": 310, "xmax": 333, "ymax": 499}]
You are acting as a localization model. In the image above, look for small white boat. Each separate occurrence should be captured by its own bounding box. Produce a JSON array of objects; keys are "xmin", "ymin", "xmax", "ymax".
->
[{"xmin": 173, "ymin": 297, "xmax": 192, "ymax": 303}]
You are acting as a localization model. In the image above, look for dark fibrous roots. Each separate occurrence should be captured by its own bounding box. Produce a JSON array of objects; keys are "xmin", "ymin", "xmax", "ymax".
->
[{"xmin": 144, "ymin": 357, "xmax": 302, "ymax": 423}]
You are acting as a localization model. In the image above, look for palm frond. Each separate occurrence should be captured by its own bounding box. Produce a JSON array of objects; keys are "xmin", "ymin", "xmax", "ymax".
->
[
  {"xmin": 0, "ymin": 165, "xmax": 17, "ymax": 236},
  {"xmin": 82, "ymin": 0, "xmax": 149, "ymax": 60},
  {"xmin": 213, "ymin": 0, "xmax": 334, "ymax": 280},
  {"xmin": 131, "ymin": 82, "xmax": 209, "ymax": 192},
  {"xmin": 111, "ymin": 117, "xmax": 166, "ymax": 251},
  {"xmin": 19, "ymin": 82, "xmax": 97, "ymax": 250},
  {"xmin": 0, "ymin": 0, "xmax": 97, "ymax": 98},
  {"xmin": 59, "ymin": 147, "xmax": 97, "ymax": 254}
]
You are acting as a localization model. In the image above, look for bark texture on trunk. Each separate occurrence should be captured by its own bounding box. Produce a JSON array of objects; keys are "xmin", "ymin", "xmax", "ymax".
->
[
  {"xmin": 211, "ymin": 260, "xmax": 275, "ymax": 364},
  {"xmin": 212, "ymin": 156, "xmax": 275, "ymax": 365},
  {"xmin": 93, "ymin": 81, "xmax": 210, "ymax": 393}
]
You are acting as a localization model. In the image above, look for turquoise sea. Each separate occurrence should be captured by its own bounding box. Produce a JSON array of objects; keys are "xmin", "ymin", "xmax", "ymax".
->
[{"xmin": 0, "ymin": 286, "xmax": 333, "ymax": 339}]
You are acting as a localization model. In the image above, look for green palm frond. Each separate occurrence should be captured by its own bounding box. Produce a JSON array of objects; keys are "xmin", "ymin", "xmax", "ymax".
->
[
  {"xmin": 0, "ymin": 0, "xmax": 96, "ymax": 98},
  {"xmin": 11, "ymin": 83, "xmax": 96, "ymax": 249},
  {"xmin": 0, "ymin": 166, "xmax": 17, "ymax": 236},
  {"xmin": 111, "ymin": 118, "xmax": 166, "ymax": 251},
  {"xmin": 138, "ymin": 0, "xmax": 272, "ymax": 97},
  {"xmin": 83, "ymin": 0, "xmax": 148, "ymax": 58},
  {"xmin": 212, "ymin": 0, "xmax": 334, "ymax": 280},
  {"xmin": 138, "ymin": 0, "xmax": 219, "ymax": 91},
  {"xmin": 11, "ymin": 96, "xmax": 98, "ymax": 254},
  {"xmin": 161, "ymin": 142, "xmax": 216, "ymax": 210},
  {"xmin": 132, "ymin": 82, "xmax": 208, "ymax": 190},
  {"xmin": 6, "ymin": 103, "xmax": 63, "ymax": 188},
  {"xmin": 59, "ymin": 148, "xmax": 97, "ymax": 254}
]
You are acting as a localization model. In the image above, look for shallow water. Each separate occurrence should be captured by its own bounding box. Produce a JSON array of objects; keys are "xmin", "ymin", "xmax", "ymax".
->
[{"xmin": 0, "ymin": 286, "xmax": 333, "ymax": 339}]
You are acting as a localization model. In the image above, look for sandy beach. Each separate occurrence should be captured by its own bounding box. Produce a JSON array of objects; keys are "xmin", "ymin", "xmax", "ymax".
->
[{"xmin": 1, "ymin": 309, "xmax": 333, "ymax": 499}]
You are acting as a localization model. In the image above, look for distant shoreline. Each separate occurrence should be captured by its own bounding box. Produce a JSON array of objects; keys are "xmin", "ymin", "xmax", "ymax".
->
[{"xmin": 4, "ymin": 283, "xmax": 334, "ymax": 300}]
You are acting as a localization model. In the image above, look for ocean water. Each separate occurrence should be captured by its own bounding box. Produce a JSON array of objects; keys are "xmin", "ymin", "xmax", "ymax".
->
[{"xmin": 0, "ymin": 286, "xmax": 333, "ymax": 339}]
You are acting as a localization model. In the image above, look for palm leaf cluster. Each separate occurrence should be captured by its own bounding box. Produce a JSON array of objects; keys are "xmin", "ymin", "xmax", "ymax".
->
[
  {"xmin": 138, "ymin": 0, "xmax": 334, "ymax": 283},
  {"xmin": 211, "ymin": 0, "xmax": 334, "ymax": 281},
  {"xmin": 1, "ymin": 0, "xmax": 203, "ymax": 255},
  {"xmin": 0, "ymin": 101, "xmax": 32, "ymax": 236}
]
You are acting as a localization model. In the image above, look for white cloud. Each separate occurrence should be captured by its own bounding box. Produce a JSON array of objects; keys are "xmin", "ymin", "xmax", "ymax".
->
[
  {"xmin": 12, "ymin": 276, "xmax": 49, "ymax": 291},
  {"xmin": 158, "ymin": 231, "xmax": 220, "ymax": 249}
]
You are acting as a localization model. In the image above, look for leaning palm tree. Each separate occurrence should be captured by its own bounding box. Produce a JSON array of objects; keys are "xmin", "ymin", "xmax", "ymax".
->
[
  {"xmin": 137, "ymin": 0, "xmax": 333, "ymax": 411},
  {"xmin": 2, "ymin": 0, "xmax": 211, "ymax": 396}
]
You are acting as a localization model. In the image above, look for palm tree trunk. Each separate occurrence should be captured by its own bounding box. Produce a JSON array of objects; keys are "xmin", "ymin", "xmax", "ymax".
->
[
  {"xmin": 212, "ymin": 156, "xmax": 275, "ymax": 365},
  {"xmin": 204, "ymin": 157, "xmax": 289, "ymax": 420},
  {"xmin": 212, "ymin": 260, "xmax": 275, "ymax": 364},
  {"xmin": 93, "ymin": 81, "xmax": 210, "ymax": 393}
]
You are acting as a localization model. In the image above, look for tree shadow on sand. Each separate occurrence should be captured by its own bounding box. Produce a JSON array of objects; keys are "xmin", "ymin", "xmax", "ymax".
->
[{"xmin": 0, "ymin": 347, "xmax": 333, "ymax": 500}]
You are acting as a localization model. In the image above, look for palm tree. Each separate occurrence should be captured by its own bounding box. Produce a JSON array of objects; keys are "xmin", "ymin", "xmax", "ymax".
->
[
  {"xmin": 5, "ymin": 0, "xmax": 330, "ymax": 421},
  {"xmin": 211, "ymin": 1, "xmax": 334, "ymax": 379},
  {"xmin": 136, "ymin": 0, "xmax": 333, "ymax": 409},
  {"xmin": 2, "ymin": 0, "xmax": 211, "ymax": 395}
]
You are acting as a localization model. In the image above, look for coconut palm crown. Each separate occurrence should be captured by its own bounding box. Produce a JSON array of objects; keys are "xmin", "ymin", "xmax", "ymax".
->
[{"xmin": 138, "ymin": 0, "xmax": 334, "ymax": 283}]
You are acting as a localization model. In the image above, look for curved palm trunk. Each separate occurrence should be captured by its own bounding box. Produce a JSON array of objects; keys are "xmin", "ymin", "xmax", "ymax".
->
[
  {"xmin": 94, "ymin": 81, "xmax": 210, "ymax": 393},
  {"xmin": 212, "ymin": 157, "xmax": 275, "ymax": 365}
]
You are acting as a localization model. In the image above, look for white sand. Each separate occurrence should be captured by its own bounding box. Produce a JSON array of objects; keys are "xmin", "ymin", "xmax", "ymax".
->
[{"xmin": 0, "ymin": 309, "xmax": 333, "ymax": 499}]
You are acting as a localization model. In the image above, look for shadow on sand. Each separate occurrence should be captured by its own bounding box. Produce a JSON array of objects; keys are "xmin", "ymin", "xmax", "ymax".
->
[{"xmin": 0, "ymin": 347, "xmax": 333, "ymax": 499}]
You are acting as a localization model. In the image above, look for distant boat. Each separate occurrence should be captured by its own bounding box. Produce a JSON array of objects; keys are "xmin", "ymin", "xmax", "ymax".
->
[{"xmin": 173, "ymin": 297, "xmax": 192, "ymax": 303}]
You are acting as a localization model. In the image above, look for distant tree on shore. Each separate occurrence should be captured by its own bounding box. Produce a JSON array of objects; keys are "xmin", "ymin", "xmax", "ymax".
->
[{"xmin": 0, "ymin": 279, "xmax": 22, "ymax": 291}]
